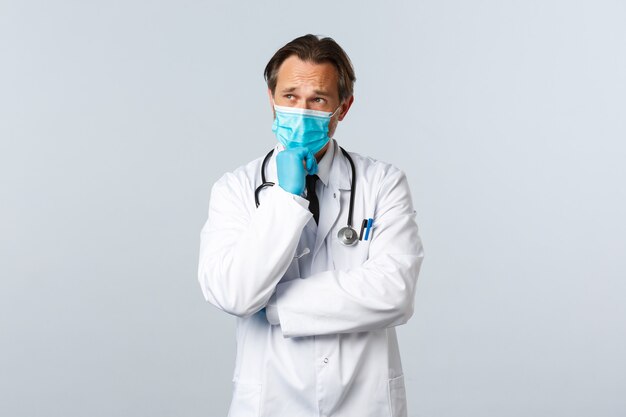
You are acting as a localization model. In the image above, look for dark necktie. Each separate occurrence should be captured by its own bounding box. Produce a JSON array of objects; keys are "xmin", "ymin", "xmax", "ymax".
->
[{"xmin": 305, "ymin": 175, "xmax": 320, "ymax": 225}]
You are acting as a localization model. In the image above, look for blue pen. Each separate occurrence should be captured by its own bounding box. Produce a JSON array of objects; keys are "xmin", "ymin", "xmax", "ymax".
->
[{"xmin": 364, "ymin": 218, "xmax": 373, "ymax": 241}]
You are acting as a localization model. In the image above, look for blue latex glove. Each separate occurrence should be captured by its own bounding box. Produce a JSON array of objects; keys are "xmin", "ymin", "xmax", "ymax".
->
[{"xmin": 276, "ymin": 147, "xmax": 319, "ymax": 195}]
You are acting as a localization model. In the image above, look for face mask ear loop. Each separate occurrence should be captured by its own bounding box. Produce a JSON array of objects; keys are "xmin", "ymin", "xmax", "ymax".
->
[{"xmin": 330, "ymin": 104, "xmax": 342, "ymax": 119}]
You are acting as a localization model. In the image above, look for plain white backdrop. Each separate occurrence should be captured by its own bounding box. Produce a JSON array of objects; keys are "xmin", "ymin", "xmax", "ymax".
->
[{"xmin": 1, "ymin": 1, "xmax": 625, "ymax": 416}]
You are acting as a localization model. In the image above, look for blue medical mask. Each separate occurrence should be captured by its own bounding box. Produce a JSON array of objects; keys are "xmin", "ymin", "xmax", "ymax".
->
[{"xmin": 272, "ymin": 103, "xmax": 341, "ymax": 155}]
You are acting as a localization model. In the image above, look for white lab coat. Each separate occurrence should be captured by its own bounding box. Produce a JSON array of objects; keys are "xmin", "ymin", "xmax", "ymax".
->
[{"xmin": 198, "ymin": 139, "xmax": 424, "ymax": 417}]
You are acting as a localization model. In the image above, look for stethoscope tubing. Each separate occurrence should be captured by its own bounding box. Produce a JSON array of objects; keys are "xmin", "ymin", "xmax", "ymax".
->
[
  {"xmin": 254, "ymin": 149, "xmax": 276, "ymax": 208},
  {"xmin": 340, "ymin": 147, "xmax": 356, "ymax": 228}
]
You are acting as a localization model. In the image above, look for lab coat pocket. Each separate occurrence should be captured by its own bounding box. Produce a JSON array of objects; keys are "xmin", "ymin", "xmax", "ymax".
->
[
  {"xmin": 387, "ymin": 375, "xmax": 407, "ymax": 417},
  {"xmin": 331, "ymin": 235, "xmax": 371, "ymax": 270},
  {"xmin": 227, "ymin": 381, "xmax": 262, "ymax": 417}
]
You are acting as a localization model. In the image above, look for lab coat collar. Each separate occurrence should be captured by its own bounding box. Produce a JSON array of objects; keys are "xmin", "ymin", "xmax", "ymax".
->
[
  {"xmin": 327, "ymin": 139, "xmax": 351, "ymax": 191},
  {"xmin": 316, "ymin": 139, "xmax": 351, "ymax": 257}
]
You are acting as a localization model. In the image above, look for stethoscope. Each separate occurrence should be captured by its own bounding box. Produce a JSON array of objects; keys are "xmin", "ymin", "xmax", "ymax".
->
[{"xmin": 254, "ymin": 146, "xmax": 359, "ymax": 246}]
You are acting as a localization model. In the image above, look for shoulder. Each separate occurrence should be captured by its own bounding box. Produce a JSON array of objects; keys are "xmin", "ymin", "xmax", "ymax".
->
[
  {"xmin": 212, "ymin": 153, "xmax": 266, "ymax": 191},
  {"xmin": 338, "ymin": 148, "xmax": 415, "ymax": 217},
  {"xmin": 209, "ymin": 152, "xmax": 270, "ymax": 211},
  {"xmin": 341, "ymin": 148, "xmax": 407, "ymax": 187},
  {"xmin": 336, "ymin": 146, "xmax": 412, "ymax": 211}
]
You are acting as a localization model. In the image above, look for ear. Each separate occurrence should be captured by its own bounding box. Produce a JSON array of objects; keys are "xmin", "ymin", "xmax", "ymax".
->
[
  {"xmin": 338, "ymin": 95, "xmax": 355, "ymax": 121},
  {"xmin": 268, "ymin": 88, "xmax": 276, "ymax": 118}
]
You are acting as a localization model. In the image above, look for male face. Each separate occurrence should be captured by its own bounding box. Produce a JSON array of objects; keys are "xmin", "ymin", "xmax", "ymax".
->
[{"xmin": 268, "ymin": 55, "xmax": 354, "ymax": 156}]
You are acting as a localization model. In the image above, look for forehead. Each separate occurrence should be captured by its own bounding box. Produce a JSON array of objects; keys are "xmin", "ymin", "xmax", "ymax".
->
[{"xmin": 276, "ymin": 55, "xmax": 339, "ymax": 95}]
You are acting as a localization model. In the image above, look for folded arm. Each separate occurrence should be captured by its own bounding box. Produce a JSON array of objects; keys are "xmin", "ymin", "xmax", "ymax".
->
[
  {"xmin": 198, "ymin": 173, "xmax": 312, "ymax": 317},
  {"xmin": 273, "ymin": 169, "xmax": 424, "ymax": 337}
]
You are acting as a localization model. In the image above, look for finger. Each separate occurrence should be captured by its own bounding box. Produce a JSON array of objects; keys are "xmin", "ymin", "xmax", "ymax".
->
[
  {"xmin": 291, "ymin": 147, "xmax": 310, "ymax": 159},
  {"xmin": 304, "ymin": 151, "xmax": 315, "ymax": 171},
  {"xmin": 305, "ymin": 151, "xmax": 319, "ymax": 174}
]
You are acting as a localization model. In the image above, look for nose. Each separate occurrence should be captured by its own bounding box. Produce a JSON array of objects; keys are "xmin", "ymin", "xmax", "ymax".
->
[{"xmin": 294, "ymin": 99, "xmax": 310, "ymax": 110}]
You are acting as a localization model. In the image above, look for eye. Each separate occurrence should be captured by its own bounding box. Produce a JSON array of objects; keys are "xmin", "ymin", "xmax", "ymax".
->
[
  {"xmin": 314, "ymin": 97, "xmax": 326, "ymax": 103},
  {"xmin": 284, "ymin": 94, "xmax": 294, "ymax": 100}
]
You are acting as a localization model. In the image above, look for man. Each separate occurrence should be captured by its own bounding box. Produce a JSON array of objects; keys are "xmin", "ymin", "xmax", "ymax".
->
[{"xmin": 198, "ymin": 34, "xmax": 424, "ymax": 417}]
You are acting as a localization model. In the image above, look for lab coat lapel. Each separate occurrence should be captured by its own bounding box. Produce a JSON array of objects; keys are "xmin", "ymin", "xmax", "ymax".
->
[{"xmin": 312, "ymin": 143, "xmax": 351, "ymax": 259}]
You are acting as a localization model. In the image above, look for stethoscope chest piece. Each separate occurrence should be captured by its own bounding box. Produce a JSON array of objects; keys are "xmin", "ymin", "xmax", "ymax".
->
[{"xmin": 337, "ymin": 226, "xmax": 359, "ymax": 246}]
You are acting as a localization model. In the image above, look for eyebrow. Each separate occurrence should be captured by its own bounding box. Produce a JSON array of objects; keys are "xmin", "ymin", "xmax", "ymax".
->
[{"xmin": 279, "ymin": 87, "xmax": 331, "ymax": 97}]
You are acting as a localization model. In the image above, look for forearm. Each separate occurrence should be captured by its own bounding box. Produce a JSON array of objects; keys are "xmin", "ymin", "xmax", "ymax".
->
[{"xmin": 275, "ymin": 250, "xmax": 423, "ymax": 337}]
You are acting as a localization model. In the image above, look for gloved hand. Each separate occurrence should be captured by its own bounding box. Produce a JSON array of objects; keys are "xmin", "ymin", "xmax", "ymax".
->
[{"xmin": 276, "ymin": 147, "xmax": 318, "ymax": 195}]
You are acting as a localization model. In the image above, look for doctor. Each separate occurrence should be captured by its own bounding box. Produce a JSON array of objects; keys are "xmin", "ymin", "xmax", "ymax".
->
[{"xmin": 198, "ymin": 34, "xmax": 424, "ymax": 417}]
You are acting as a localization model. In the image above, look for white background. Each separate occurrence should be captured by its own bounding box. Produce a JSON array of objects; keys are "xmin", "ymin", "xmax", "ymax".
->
[{"xmin": 1, "ymin": 1, "xmax": 625, "ymax": 416}]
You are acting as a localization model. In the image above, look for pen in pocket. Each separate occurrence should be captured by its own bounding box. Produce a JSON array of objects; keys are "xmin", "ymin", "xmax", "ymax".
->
[{"xmin": 359, "ymin": 218, "xmax": 374, "ymax": 241}]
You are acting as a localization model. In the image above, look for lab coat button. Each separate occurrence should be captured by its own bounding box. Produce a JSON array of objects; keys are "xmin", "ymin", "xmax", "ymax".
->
[{"xmin": 323, "ymin": 357, "xmax": 329, "ymax": 363}]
